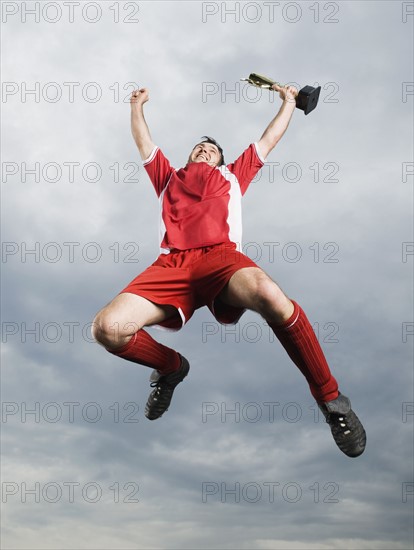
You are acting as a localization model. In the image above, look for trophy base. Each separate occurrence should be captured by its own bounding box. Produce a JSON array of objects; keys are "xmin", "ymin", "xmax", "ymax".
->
[{"xmin": 296, "ymin": 85, "xmax": 321, "ymax": 115}]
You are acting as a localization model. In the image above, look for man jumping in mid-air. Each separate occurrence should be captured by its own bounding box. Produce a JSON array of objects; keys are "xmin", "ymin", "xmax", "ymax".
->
[{"xmin": 92, "ymin": 82, "xmax": 366, "ymax": 458}]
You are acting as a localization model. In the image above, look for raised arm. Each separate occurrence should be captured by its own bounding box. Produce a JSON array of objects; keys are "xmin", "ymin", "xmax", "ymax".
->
[
  {"xmin": 130, "ymin": 88, "xmax": 156, "ymax": 160},
  {"xmin": 257, "ymin": 84, "xmax": 298, "ymax": 160}
]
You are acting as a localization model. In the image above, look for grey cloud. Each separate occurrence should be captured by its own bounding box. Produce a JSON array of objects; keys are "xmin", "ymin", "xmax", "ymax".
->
[{"xmin": 2, "ymin": 1, "xmax": 413, "ymax": 549}]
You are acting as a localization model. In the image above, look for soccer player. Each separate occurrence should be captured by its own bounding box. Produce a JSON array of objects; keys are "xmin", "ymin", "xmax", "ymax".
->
[{"xmin": 92, "ymin": 84, "xmax": 366, "ymax": 458}]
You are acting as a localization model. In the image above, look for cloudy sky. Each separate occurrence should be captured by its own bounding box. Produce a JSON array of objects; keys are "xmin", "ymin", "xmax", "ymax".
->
[{"xmin": 1, "ymin": 1, "xmax": 413, "ymax": 548}]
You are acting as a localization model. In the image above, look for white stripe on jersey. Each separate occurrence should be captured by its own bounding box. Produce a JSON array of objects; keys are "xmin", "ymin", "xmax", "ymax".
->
[
  {"xmin": 218, "ymin": 166, "xmax": 243, "ymax": 251},
  {"xmin": 143, "ymin": 146, "xmax": 159, "ymax": 166},
  {"xmin": 158, "ymin": 172, "xmax": 174, "ymax": 254},
  {"xmin": 254, "ymin": 141, "xmax": 266, "ymax": 163}
]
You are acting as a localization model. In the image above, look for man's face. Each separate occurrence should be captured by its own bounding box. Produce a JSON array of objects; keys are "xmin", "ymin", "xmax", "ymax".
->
[{"xmin": 188, "ymin": 142, "xmax": 221, "ymax": 167}]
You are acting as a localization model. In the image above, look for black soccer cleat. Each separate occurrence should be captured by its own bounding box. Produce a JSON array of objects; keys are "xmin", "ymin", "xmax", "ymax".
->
[
  {"xmin": 318, "ymin": 393, "xmax": 366, "ymax": 458},
  {"xmin": 145, "ymin": 355, "xmax": 190, "ymax": 420}
]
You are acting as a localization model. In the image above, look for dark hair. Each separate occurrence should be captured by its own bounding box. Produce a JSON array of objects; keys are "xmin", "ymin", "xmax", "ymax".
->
[{"xmin": 200, "ymin": 136, "xmax": 225, "ymax": 166}]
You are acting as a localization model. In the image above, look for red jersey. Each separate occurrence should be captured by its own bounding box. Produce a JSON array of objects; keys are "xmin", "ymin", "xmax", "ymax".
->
[{"xmin": 143, "ymin": 142, "xmax": 265, "ymax": 253}]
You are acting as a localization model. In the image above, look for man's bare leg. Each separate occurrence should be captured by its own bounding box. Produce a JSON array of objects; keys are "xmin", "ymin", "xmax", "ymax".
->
[
  {"xmin": 92, "ymin": 292, "xmax": 177, "ymax": 349},
  {"xmin": 219, "ymin": 267, "xmax": 294, "ymax": 323}
]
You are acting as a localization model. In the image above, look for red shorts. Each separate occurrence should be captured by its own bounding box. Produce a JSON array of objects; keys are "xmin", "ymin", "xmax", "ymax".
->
[{"xmin": 119, "ymin": 242, "xmax": 259, "ymax": 331}]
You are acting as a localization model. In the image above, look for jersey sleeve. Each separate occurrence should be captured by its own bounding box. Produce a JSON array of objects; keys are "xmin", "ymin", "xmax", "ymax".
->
[
  {"xmin": 226, "ymin": 142, "xmax": 265, "ymax": 195},
  {"xmin": 142, "ymin": 146, "xmax": 175, "ymax": 197}
]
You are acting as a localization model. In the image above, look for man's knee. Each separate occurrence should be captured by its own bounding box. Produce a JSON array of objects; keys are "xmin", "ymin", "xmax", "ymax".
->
[
  {"xmin": 91, "ymin": 309, "xmax": 118, "ymax": 347},
  {"xmin": 253, "ymin": 274, "xmax": 292, "ymax": 319},
  {"xmin": 92, "ymin": 308, "xmax": 139, "ymax": 348}
]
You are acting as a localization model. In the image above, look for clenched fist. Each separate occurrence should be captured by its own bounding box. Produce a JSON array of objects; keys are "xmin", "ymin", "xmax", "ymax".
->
[
  {"xmin": 271, "ymin": 84, "xmax": 298, "ymax": 103},
  {"xmin": 130, "ymin": 88, "xmax": 149, "ymax": 106}
]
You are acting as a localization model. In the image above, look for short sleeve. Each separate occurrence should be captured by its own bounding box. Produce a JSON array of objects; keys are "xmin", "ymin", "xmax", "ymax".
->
[
  {"xmin": 226, "ymin": 142, "xmax": 265, "ymax": 195},
  {"xmin": 143, "ymin": 146, "xmax": 175, "ymax": 197}
]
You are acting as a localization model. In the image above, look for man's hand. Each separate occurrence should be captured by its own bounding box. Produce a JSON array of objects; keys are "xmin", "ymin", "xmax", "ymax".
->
[
  {"xmin": 271, "ymin": 83, "xmax": 298, "ymax": 104},
  {"xmin": 131, "ymin": 88, "xmax": 149, "ymax": 107}
]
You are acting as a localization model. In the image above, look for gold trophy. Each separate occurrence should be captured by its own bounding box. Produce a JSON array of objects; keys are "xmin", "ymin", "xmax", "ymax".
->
[{"xmin": 241, "ymin": 72, "xmax": 321, "ymax": 115}]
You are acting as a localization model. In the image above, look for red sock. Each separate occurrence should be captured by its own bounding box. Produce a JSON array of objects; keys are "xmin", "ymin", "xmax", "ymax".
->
[
  {"xmin": 270, "ymin": 301, "xmax": 339, "ymax": 403},
  {"xmin": 108, "ymin": 329, "xmax": 181, "ymax": 375}
]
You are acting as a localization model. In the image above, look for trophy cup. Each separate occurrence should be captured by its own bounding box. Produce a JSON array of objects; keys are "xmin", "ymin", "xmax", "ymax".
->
[{"xmin": 241, "ymin": 73, "xmax": 321, "ymax": 115}]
